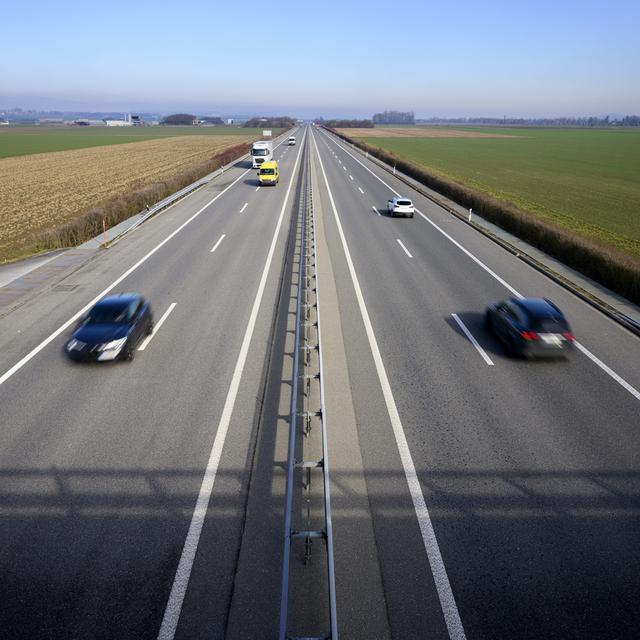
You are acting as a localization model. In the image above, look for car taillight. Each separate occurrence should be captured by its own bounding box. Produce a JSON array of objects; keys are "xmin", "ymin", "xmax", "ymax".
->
[
  {"xmin": 520, "ymin": 331, "xmax": 539, "ymax": 341},
  {"xmin": 563, "ymin": 332, "xmax": 575, "ymax": 341}
]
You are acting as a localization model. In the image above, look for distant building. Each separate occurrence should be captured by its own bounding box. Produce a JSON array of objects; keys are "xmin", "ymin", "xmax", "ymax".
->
[{"xmin": 104, "ymin": 119, "xmax": 132, "ymax": 127}]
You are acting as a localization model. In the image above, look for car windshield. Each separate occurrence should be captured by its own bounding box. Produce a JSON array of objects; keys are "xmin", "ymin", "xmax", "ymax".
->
[
  {"xmin": 397, "ymin": 200, "xmax": 412, "ymax": 206},
  {"xmin": 260, "ymin": 168, "xmax": 275, "ymax": 175},
  {"xmin": 84, "ymin": 304, "xmax": 130, "ymax": 325},
  {"xmin": 252, "ymin": 149, "xmax": 269, "ymax": 156}
]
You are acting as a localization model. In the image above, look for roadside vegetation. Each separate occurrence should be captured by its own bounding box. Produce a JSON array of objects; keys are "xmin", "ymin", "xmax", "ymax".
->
[
  {"xmin": 331, "ymin": 126, "xmax": 640, "ymax": 304},
  {"xmin": 0, "ymin": 135, "xmax": 255, "ymax": 262}
]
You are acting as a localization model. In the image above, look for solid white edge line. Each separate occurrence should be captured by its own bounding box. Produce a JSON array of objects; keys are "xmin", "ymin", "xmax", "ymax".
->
[
  {"xmin": 0, "ymin": 165, "xmax": 253, "ymax": 387},
  {"xmin": 210, "ymin": 234, "xmax": 226, "ymax": 254},
  {"xmin": 138, "ymin": 302, "xmax": 177, "ymax": 351},
  {"xmin": 312, "ymin": 130, "xmax": 467, "ymax": 640},
  {"xmin": 451, "ymin": 313, "xmax": 494, "ymax": 366},
  {"xmin": 156, "ymin": 128, "xmax": 307, "ymax": 640},
  {"xmin": 240, "ymin": 202, "xmax": 248, "ymax": 213},
  {"xmin": 397, "ymin": 238, "xmax": 413, "ymax": 258},
  {"xmin": 574, "ymin": 341, "xmax": 640, "ymax": 401},
  {"xmin": 319, "ymin": 129, "xmax": 640, "ymax": 402}
]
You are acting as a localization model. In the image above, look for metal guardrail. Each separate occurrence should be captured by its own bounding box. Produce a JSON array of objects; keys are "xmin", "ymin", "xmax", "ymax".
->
[
  {"xmin": 279, "ymin": 133, "xmax": 338, "ymax": 640},
  {"xmin": 320, "ymin": 127, "xmax": 640, "ymax": 339}
]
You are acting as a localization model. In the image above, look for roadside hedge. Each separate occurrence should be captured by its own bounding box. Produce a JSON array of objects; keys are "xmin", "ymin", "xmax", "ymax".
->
[
  {"xmin": 327, "ymin": 127, "xmax": 640, "ymax": 305},
  {"xmin": 31, "ymin": 142, "xmax": 251, "ymax": 254}
]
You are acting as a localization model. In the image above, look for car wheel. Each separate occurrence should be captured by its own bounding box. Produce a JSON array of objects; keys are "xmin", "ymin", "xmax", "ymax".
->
[
  {"xmin": 123, "ymin": 343, "xmax": 135, "ymax": 361},
  {"xmin": 146, "ymin": 320, "xmax": 154, "ymax": 336}
]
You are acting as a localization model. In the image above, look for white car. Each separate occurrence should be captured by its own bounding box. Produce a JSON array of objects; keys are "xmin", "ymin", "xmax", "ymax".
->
[
  {"xmin": 387, "ymin": 196, "xmax": 415, "ymax": 218},
  {"xmin": 288, "ymin": 136, "xmax": 296, "ymax": 145}
]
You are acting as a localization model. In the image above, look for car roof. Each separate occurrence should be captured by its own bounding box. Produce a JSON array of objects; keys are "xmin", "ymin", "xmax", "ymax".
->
[
  {"xmin": 95, "ymin": 292, "xmax": 141, "ymax": 307},
  {"xmin": 512, "ymin": 297, "xmax": 564, "ymax": 319}
]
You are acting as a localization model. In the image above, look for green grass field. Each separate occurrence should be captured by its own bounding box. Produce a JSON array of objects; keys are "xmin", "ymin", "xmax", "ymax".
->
[
  {"xmin": 0, "ymin": 126, "xmax": 280, "ymax": 159},
  {"xmin": 359, "ymin": 128, "xmax": 640, "ymax": 259}
]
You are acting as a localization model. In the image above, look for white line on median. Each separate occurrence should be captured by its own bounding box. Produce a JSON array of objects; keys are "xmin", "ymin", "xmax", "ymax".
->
[
  {"xmin": 210, "ymin": 234, "xmax": 226, "ymax": 253},
  {"xmin": 397, "ymin": 239, "xmax": 413, "ymax": 258},
  {"xmin": 372, "ymin": 206, "xmax": 381, "ymax": 217},
  {"xmin": 451, "ymin": 313, "xmax": 494, "ymax": 366},
  {"xmin": 255, "ymin": 186, "xmax": 260, "ymax": 192},
  {"xmin": 157, "ymin": 129, "xmax": 307, "ymax": 640},
  {"xmin": 312, "ymin": 130, "xmax": 467, "ymax": 640},
  {"xmin": 349, "ymin": 175, "xmax": 354, "ymax": 180},
  {"xmin": 358, "ymin": 187, "xmax": 364, "ymax": 194},
  {"xmin": 240, "ymin": 202, "xmax": 248, "ymax": 213},
  {"xmin": 138, "ymin": 302, "xmax": 176, "ymax": 351},
  {"xmin": 319, "ymin": 128, "xmax": 640, "ymax": 402}
]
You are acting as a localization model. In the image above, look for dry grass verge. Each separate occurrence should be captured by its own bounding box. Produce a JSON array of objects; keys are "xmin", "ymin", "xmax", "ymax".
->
[
  {"xmin": 0, "ymin": 135, "xmax": 254, "ymax": 261},
  {"xmin": 328, "ymin": 127, "xmax": 640, "ymax": 305}
]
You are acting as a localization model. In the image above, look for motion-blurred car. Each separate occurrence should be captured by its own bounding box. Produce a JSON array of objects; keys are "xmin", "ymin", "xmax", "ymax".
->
[
  {"xmin": 485, "ymin": 297, "xmax": 574, "ymax": 358},
  {"xmin": 65, "ymin": 293, "xmax": 153, "ymax": 362},
  {"xmin": 287, "ymin": 136, "xmax": 296, "ymax": 145},
  {"xmin": 387, "ymin": 196, "xmax": 415, "ymax": 218}
]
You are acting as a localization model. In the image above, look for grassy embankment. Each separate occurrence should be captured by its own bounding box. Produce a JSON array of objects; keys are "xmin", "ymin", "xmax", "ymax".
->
[
  {"xmin": 336, "ymin": 126, "xmax": 640, "ymax": 303},
  {"xmin": 0, "ymin": 128, "xmax": 284, "ymax": 261}
]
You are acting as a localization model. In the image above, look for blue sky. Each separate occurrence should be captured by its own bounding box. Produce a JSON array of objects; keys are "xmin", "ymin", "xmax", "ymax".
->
[{"xmin": 1, "ymin": 0, "xmax": 638, "ymax": 117}]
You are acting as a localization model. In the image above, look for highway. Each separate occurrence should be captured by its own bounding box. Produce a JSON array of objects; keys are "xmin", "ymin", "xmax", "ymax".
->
[{"xmin": 0, "ymin": 125, "xmax": 638, "ymax": 639}]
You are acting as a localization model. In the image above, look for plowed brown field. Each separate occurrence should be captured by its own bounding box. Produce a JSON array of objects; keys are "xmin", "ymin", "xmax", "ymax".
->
[
  {"xmin": 0, "ymin": 135, "xmax": 253, "ymax": 261},
  {"xmin": 337, "ymin": 127, "xmax": 519, "ymax": 138}
]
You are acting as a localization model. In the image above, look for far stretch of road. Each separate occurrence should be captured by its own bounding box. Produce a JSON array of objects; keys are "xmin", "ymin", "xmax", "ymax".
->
[{"xmin": 0, "ymin": 124, "xmax": 638, "ymax": 640}]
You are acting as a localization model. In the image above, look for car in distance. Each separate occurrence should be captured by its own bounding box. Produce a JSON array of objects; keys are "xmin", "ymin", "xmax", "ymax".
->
[
  {"xmin": 65, "ymin": 293, "xmax": 153, "ymax": 362},
  {"xmin": 387, "ymin": 196, "xmax": 415, "ymax": 218},
  {"xmin": 258, "ymin": 160, "xmax": 279, "ymax": 186},
  {"xmin": 287, "ymin": 136, "xmax": 296, "ymax": 145},
  {"xmin": 485, "ymin": 297, "xmax": 574, "ymax": 358}
]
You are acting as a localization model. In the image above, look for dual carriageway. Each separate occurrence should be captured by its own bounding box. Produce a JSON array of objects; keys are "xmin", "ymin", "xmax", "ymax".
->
[{"xmin": 0, "ymin": 125, "xmax": 639, "ymax": 639}]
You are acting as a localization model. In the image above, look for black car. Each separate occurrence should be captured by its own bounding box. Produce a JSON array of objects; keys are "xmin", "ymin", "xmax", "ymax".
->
[
  {"xmin": 485, "ymin": 297, "xmax": 574, "ymax": 358},
  {"xmin": 65, "ymin": 293, "xmax": 153, "ymax": 362}
]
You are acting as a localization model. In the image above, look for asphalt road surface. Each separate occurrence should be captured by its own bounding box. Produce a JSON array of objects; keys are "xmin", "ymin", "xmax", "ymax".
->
[{"xmin": 1, "ymin": 125, "xmax": 638, "ymax": 639}]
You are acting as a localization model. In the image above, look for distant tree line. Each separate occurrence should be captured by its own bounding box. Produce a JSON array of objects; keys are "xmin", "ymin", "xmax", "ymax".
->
[
  {"xmin": 243, "ymin": 116, "xmax": 296, "ymax": 128},
  {"xmin": 373, "ymin": 110, "xmax": 415, "ymax": 125},
  {"xmin": 415, "ymin": 115, "xmax": 640, "ymax": 127},
  {"xmin": 161, "ymin": 113, "xmax": 197, "ymax": 125},
  {"xmin": 322, "ymin": 119, "xmax": 374, "ymax": 128}
]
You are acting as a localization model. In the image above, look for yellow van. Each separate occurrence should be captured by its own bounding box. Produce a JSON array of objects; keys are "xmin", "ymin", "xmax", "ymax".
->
[{"xmin": 258, "ymin": 161, "xmax": 279, "ymax": 186}]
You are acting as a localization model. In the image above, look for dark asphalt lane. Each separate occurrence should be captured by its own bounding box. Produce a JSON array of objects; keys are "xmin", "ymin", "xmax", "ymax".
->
[
  {"xmin": 311, "ymin": 127, "xmax": 640, "ymax": 639},
  {"xmin": 0, "ymin": 129, "xmax": 306, "ymax": 638}
]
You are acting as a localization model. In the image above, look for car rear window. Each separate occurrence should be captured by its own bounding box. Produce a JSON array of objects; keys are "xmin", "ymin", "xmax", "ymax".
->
[
  {"xmin": 397, "ymin": 200, "xmax": 412, "ymax": 206},
  {"xmin": 533, "ymin": 319, "xmax": 568, "ymax": 333}
]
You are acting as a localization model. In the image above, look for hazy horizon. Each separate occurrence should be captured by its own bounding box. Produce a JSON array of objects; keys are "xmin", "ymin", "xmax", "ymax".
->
[{"xmin": 3, "ymin": 0, "xmax": 638, "ymax": 119}]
